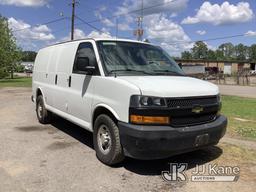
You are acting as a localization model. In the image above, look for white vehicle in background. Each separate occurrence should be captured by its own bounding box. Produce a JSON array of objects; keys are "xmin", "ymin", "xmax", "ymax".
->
[
  {"xmin": 250, "ymin": 70, "xmax": 256, "ymax": 75},
  {"xmin": 32, "ymin": 38, "xmax": 227, "ymax": 165}
]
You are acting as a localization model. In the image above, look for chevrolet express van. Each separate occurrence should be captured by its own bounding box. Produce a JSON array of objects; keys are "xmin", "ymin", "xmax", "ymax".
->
[{"xmin": 32, "ymin": 38, "xmax": 227, "ymax": 165}]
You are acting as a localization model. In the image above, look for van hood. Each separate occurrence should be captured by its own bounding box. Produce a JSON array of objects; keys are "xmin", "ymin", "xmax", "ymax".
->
[{"xmin": 117, "ymin": 76, "xmax": 219, "ymax": 97}]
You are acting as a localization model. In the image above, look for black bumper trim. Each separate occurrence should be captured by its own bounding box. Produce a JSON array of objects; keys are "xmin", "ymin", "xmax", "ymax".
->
[{"xmin": 118, "ymin": 115, "xmax": 227, "ymax": 160}]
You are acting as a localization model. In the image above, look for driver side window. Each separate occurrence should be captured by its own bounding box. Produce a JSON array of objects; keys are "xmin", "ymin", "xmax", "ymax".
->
[{"xmin": 73, "ymin": 42, "xmax": 99, "ymax": 74}]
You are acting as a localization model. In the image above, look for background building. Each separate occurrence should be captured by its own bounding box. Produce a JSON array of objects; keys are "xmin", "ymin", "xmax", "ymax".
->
[{"xmin": 175, "ymin": 59, "xmax": 255, "ymax": 75}]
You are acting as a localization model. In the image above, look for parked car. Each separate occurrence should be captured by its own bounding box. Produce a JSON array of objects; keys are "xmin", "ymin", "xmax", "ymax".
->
[
  {"xmin": 250, "ymin": 70, "xmax": 256, "ymax": 76},
  {"xmin": 32, "ymin": 38, "xmax": 227, "ymax": 165}
]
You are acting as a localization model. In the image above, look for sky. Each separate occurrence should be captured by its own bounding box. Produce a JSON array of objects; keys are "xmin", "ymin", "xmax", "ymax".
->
[{"xmin": 1, "ymin": 0, "xmax": 256, "ymax": 56}]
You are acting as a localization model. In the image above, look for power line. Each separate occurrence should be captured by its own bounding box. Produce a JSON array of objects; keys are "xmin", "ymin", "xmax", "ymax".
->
[
  {"xmin": 11, "ymin": 0, "xmax": 255, "ymax": 46},
  {"xmin": 12, "ymin": 17, "xmax": 68, "ymax": 32},
  {"xmin": 75, "ymin": 15, "xmax": 108, "ymax": 34},
  {"xmin": 11, "ymin": 0, "xmax": 179, "ymax": 39},
  {"xmin": 73, "ymin": 0, "xmax": 179, "ymax": 40}
]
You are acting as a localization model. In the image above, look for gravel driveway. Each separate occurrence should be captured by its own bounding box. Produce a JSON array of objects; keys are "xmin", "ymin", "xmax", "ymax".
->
[
  {"xmin": 0, "ymin": 87, "xmax": 255, "ymax": 192},
  {"xmin": 218, "ymin": 85, "xmax": 256, "ymax": 98}
]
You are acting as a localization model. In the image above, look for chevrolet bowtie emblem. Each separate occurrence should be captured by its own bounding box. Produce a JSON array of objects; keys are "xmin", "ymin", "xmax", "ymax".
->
[{"xmin": 192, "ymin": 106, "xmax": 204, "ymax": 114}]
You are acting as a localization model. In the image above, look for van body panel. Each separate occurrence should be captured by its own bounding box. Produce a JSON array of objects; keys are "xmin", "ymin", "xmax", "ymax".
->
[
  {"xmin": 46, "ymin": 104, "xmax": 91, "ymax": 131},
  {"xmin": 44, "ymin": 46, "xmax": 57, "ymax": 106},
  {"xmin": 53, "ymin": 42, "xmax": 78, "ymax": 112},
  {"xmin": 67, "ymin": 74, "xmax": 95, "ymax": 128},
  {"xmin": 117, "ymin": 76, "xmax": 219, "ymax": 97},
  {"xmin": 92, "ymin": 77, "xmax": 141, "ymax": 123},
  {"xmin": 67, "ymin": 40, "xmax": 102, "ymax": 129}
]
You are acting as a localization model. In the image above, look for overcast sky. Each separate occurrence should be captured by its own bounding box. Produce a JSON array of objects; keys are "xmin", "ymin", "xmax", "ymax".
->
[{"xmin": 1, "ymin": 0, "xmax": 256, "ymax": 56}]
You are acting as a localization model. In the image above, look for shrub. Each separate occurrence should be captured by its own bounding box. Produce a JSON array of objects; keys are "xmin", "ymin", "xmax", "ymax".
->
[{"xmin": 0, "ymin": 68, "xmax": 8, "ymax": 79}]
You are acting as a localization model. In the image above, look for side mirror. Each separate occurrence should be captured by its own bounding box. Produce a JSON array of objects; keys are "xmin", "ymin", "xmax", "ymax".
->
[
  {"xmin": 85, "ymin": 65, "xmax": 96, "ymax": 75},
  {"xmin": 76, "ymin": 57, "xmax": 95, "ymax": 75},
  {"xmin": 77, "ymin": 57, "xmax": 89, "ymax": 71}
]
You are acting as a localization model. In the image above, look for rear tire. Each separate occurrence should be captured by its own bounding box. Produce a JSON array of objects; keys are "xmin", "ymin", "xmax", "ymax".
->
[
  {"xmin": 36, "ymin": 95, "xmax": 52, "ymax": 124},
  {"xmin": 93, "ymin": 114, "xmax": 124, "ymax": 165}
]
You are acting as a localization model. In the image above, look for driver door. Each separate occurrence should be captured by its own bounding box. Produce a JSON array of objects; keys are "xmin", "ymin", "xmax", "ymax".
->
[{"xmin": 68, "ymin": 41, "xmax": 99, "ymax": 129}]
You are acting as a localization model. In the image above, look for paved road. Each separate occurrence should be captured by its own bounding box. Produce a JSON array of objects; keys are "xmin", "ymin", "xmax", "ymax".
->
[
  {"xmin": 0, "ymin": 88, "xmax": 255, "ymax": 192},
  {"xmin": 218, "ymin": 85, "xmax": 256, "ymax": 98}
]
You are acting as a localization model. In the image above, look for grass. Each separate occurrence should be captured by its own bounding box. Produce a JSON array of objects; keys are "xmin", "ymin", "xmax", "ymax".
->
[
  {"xmin": 0, "ymin": 77, "xmax": 32, "ymax": 87},
  {"xmin": 221, "ymin": 95, "xmax": 256, "ymax": 139}
]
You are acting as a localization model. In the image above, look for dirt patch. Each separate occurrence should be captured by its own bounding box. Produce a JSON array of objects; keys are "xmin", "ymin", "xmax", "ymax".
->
[
  {"xmin": 40, "ymin": 160, "xmax": 47, "ymax": 167},
  {"xmin": 16, "ymin": 125, "xmax": 58, "ymax": 134},
  {"xmin": 53, "ymin": 135, "xmax": 65, "ymax": 140},
  {"xmin": 234, "ymin": 117, "xmax": 256, "ymax": 123},
  {"xmin": 16, "ymin": 125, "xmax": 51, "ymax": 132},
  {"xmin": 46, "ymin": 141, "xmax": 78, "ymax": 150},
  {"xmin": 214, "ymin": 143, "xmax": 256, "ymax": 181}
]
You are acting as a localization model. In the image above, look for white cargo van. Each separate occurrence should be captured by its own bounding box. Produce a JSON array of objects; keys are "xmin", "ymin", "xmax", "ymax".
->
[{"xmin": 32, "ymin": 38, "xmax": 227, "ymax": 165}]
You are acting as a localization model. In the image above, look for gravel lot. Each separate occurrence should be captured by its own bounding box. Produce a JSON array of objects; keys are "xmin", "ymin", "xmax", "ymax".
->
[
  {"xmin": 0, "ymin": 87, "xmax": 255, "ymax": 192},
  {"xmin": 218, "ymin": 84, "xmax": 256, "ymax": 98}
]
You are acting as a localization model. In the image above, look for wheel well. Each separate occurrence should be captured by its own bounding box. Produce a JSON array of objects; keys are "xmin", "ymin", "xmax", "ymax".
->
[
  {"xmin": 36, "ymin": 89, "xmax": 42, "ymax": 99},
  {"xmin": 92, "ymin": 107, "xmax": 118, "ymax": 129}
]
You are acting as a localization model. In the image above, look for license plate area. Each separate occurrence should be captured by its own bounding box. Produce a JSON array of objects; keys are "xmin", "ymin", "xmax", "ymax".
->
[{"xmin": 194, "ymin": 134, "xmax": 209, "ymax": 147}]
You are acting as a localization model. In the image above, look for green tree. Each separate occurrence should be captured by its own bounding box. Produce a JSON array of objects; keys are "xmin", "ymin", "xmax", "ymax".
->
[
  {"xmin": 0, "ymin": 15, "xmax": 21, "ymax": 79},
  {"xmin": 218, "ymin": 43, "xmax": 234, "ymax": 60},
  {"xmin": 249, "ymin": 44, "xmax": 256, "ymax": 62},
  {"xmin": 235, "ymin": 43, "xmax": 248, "ymax": 61},
  {"xmin": 207, "ymin": 50, "xmax": 217, "ymax": 60},
  {"xmin": 22, "ymin": 51, "xmax": 37, "ymax": 62},
  {"xmin": 181, "ymin": 51, "xmax": 192, "ymax": 59},
  {"xmin": 215, "ymin": 49, "xmax": 225, "ymax": 60},
  {"xmin": 191, "ymin": 41, "xmax": 208, "ymax": 59}
]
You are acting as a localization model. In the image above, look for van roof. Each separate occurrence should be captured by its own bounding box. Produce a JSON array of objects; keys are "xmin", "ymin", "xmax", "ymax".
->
[{"xmin": 47, "ymin": 38, "xmax": 151, "ymax": 48}]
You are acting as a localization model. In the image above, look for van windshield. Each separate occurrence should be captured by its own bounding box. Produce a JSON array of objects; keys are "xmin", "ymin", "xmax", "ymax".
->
[{"xmin": 97, "ymin": 41, "xmax": 185, "ymax": 76}]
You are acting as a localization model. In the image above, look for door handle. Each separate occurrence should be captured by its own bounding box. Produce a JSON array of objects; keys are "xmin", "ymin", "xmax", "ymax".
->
[
  {"xmin": 68, "ymin": 76, "xmax": 71, "ymax": 87},
  {"xmin": 55, "ymin": 75, "xmax": 58, "ymax": 85}
]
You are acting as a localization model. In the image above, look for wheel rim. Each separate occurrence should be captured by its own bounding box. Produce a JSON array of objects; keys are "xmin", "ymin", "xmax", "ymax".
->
[
  {"xmin": 37, "ymin": 102, "xmax": 43, "ymax": 119},
  {"xmin": 97, "ymin": 124, "xmax": 112, "ymax": 154}
]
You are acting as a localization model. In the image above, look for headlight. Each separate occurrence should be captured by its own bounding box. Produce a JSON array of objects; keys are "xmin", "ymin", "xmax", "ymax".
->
[
  {"xmin": 140, "ymin": 96, "xmax": 153, "ymax": 106},
  {"xmin": 130, "ymin": 95, "xmax": 167, "ymax": 107}
]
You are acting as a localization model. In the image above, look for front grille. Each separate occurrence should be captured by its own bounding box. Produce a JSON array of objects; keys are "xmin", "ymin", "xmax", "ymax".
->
[
  {"xmin": 171, "ymin": 113, "xmax": 217, "ymax": 127},
  {"xmin": 166, "ymin": 96, "xmax": 218, "ymax": 108},
  {"xmin": 166, "ymin": 95, "xmax": 219, "ymax": 127}
]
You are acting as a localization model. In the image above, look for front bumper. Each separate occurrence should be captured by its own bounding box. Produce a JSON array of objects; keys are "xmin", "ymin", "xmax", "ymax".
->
[{"xmin": 118, "ymin": 115, "xmax": 227, "ymax": 160}]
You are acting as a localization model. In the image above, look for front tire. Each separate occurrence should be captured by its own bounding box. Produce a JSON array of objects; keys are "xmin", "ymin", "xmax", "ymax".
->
[
  {"xmin": 36, "ymin": 95, "xmax": 52, "ymax": 124},
  {"xmin": 93, "ymin": 114, "xmax": 124, "ymax": 165}
]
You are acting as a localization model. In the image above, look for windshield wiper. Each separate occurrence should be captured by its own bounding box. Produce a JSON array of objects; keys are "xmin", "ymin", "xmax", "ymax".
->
[
  {"xmin": 108, "ymin": 69, "xmax": 153, "ymax": 75},
  {"xmin": 153, "ymin": 70, "xmax": 185, "ymax": 76}
]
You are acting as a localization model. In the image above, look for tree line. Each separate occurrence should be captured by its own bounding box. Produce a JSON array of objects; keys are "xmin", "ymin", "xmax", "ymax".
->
[
  {"xmin": 0, "ymin": 15, "xmax": 21, "ymax": 79},
  {"xmin": 181, "ymin": 41, "xmax": 256, "ymax": 62},
  {"xmin": 0, "ymin": 15, "xmax": 38, "ymax": 79}
]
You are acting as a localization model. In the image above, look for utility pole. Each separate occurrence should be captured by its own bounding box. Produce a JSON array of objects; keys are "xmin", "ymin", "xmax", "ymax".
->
[
  {"xmin": 134, "ymin": 0, "xmax": 144, "ymax": 41},
  {"xmin": 71, "ymin": 0, "xmax": 76, "ymax": 40}
]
